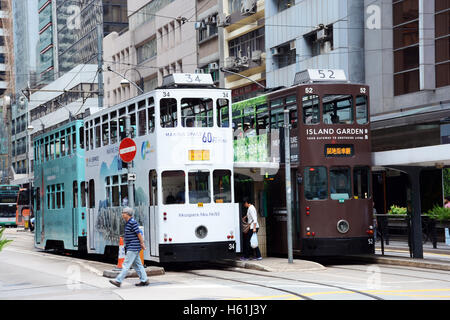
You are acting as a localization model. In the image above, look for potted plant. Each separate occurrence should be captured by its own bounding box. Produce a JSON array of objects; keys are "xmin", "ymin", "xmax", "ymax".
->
[{"xmin": 424, "ymin": 205, "xmax": 450, "ymax": 228}]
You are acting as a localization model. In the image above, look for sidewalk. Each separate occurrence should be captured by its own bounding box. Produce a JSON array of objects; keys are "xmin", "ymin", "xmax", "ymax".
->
[{"xmin": 224, "ymin": 240, "xmax": 450, "ymax": 273}]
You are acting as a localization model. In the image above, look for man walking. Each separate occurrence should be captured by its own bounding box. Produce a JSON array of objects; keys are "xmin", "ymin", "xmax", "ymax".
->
[
  {"xmin": 241, "ymin": 198, "xmax": 262, "ymax": 261},
  {"xmin": 110, "ymin": 207, "xmax": 149, "ymax": 287}
]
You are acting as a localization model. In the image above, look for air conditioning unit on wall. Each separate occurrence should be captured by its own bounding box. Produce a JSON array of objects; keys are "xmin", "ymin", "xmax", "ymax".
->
[
  {"xmin": 241, "ymin": 0, "xmax": 257, "ymax": 15},
  {"xmin": 209, "ymin": 62, "xmax": 219, "ymax": 70}
]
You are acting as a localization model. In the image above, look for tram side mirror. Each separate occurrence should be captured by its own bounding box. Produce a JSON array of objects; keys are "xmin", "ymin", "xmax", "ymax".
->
[{"xmin": 297, "ymin": 174, "xmax": 303, "ymax": 185}]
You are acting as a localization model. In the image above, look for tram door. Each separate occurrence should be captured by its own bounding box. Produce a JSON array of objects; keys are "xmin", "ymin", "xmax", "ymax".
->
[{"xmin": 149, "ymin": 170, "xmax": 158, "ymax": 256}]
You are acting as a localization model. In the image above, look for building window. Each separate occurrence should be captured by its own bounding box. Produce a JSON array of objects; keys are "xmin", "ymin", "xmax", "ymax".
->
[
  {"xmin": 137, "ymin": 38, "xmax": 157, "ymax": 64},
  {"xmin": 272, "ymin": 42, "xmax": 296, "ymax": 69},
  {"xmin": 303, "ymin": 25, "xmax": 333, "ymax": 58},
  {"xmin": 393, "ymin": 0, "xmax": 420, "ymax": 95},
  {"xmin": 228, "ymin": 27, "xmax": 265, "ymax": 60},
  {"xmin": 435, "ymin": 0, "xmax": 450, "ymax": 88}
]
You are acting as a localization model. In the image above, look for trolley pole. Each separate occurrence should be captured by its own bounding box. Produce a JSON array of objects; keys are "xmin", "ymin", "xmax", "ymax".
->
[
  {"xmin": 125, "ymin": 115, "xmax": 135, "ymax": 209},
  {"xmin": 284, "ymin": 110, "xmax": 293, "ymax": 264}
]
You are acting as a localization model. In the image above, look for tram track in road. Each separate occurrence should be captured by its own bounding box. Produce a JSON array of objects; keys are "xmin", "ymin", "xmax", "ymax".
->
[
  {"xmin": 183, "ymin": 264, "xmax": 385, "ymax": 300},
  {"xmin": 328, "ymin": 264, "xmax": 450, "ymax": 283}
]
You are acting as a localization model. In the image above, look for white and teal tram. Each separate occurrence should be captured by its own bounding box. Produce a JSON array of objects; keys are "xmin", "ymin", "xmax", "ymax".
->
[{"xmin": 82, "ymin": 74, "xmax": 240, "ymax": 262}]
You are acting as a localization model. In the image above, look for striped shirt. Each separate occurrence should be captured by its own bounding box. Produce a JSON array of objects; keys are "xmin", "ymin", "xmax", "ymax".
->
[{"xmin": 124, "ymin": 218, "xmax": 141, "ymax": 252}]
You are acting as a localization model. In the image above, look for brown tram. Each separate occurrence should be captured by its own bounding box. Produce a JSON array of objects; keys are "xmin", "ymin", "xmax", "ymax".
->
[{"xmin": 233, "ymin": 70, "xmax": 374, "ymax": 256}]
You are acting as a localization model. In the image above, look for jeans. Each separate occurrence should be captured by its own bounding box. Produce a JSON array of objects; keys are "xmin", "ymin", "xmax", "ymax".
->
[{"xmin": 115, "ymin": 250, "xmax": 148, "ymax": 283}]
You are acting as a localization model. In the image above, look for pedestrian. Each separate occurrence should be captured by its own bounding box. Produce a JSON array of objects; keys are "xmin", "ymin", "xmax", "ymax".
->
[
  {"xmin": 109, "ymin": 207, "xmax": 149, "ymax": 288},
  {"xmin": 241, "ymin": 198, "xmax": 262, "ymax": 261},
  {"xmin": 445, "ymin": 196, "xmax": 450, "ymax": 209}
]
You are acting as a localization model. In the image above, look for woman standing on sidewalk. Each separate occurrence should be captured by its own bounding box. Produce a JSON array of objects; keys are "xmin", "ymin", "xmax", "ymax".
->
[{"xmin": 241, "ymin": 198, "xmax": 262, "ymax": 261}]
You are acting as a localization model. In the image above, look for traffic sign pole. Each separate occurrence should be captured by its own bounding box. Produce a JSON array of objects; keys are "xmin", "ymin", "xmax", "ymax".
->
[{"xmin": 125, "ymin": 115, "xmax": 135, "ymax": 209}]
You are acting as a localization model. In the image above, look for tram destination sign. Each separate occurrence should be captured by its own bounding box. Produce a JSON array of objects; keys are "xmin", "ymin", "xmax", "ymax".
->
[
  {"xmin": 119, "ymin": 138, "xmax": 137, "ymax": 163},
  {"xmin": 324, "ymin": 144, "xmax": 354, "ymax": 157}
]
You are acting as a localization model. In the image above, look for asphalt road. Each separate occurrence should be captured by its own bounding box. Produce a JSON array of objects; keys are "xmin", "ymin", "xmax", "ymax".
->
[{"xmin": 2, "ymin": 228, "xmax": 450, "ymax": 302}]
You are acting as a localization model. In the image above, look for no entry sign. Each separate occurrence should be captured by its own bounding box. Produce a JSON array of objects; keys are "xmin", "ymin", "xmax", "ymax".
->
[{"xmin": 119, "ymin": 138, "xmax": 137, "ymax": 163}]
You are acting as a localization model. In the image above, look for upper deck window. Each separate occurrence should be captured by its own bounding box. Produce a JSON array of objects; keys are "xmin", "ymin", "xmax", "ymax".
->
[
  {"xmin": 302, "ymin": 95, "xmax": 320, "ymax": 125},
  {"xmin": 217, "ymin": 99, "xmax": 230, "ymax": 128},
  {"xmin": 181, "ymin": 98, "xmax": 213, "ymax": 128},
  {"xmin": 323, "ymin": 94, "xmax": 353, "ymax": 124},
  {"xmin": 356, "ymin": 95, "xmax": 369, "ymax": 124},
  {"xmin": 160, "ymin": 98, "xmax": 177, "ymax": 128}
]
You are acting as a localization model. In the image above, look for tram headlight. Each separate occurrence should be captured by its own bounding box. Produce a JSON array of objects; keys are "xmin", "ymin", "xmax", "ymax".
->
[
  {"xmin": 337, "ymin": 220, "xmax": 350, "ymax": 234},
  {"xmin": 195, "ymin": 225, "xmax": 208, "ymax": 239}
]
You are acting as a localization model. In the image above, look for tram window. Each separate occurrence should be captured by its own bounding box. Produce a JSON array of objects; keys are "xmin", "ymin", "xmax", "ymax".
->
[
  {"xmin": 120, "ymin": 174, "xmax": 128, "ymax": 206},
  {"xmin": 217, "ymin": 99, "xmax": 230, "ymax": 127},
  {"xmin": 84, "ymin": 128, "xmax": 88, "ymax": 151},
  {"xmin": 72, "ymin": 131, "xmax": 77, "ymax": 152},
  {"xmin": 148, "ymin": 98, "xmax": 155, "ymax": 133},
  {"xmin": 289, "ymin": 109, "xmax": 298, "ymax": 129},
  {"xmin": 68, "ymin": 134, "xmax": 72, "ymax": 154},
  {"xmin": 330, "ymin": 167, "xmax": 351, "ymax": 200},
  {"xmin": 130, "ymin": 113, "xmax": 136, "ymax": 138},
  {"xmin": 102, "ymin": 122, "xmax": 109, "ymax": 146},
  {"xmin": 356, "ymin": 95, "xmax": 368, "ymax": 124},
  {"xmin": 36, "ymin": 187, "xmax": 40, "ymax": 211},
  {"xmin": 95, "ymin": 125, "xmax": 101, "ymax": 148},
  {"xmin": 61, "ymin": 136, "xmax": 66, "ymax": 157},
  {"xmin": 302, "ymin": 95, "xmax": 320, "ymax": 125},
  {"xmin": 56, "ymin": 185, "xmax": 61, "ymax": 209},
  {"xmin": 112, "ymin": 184, "xmax": 120, "ymax": 207},
  {"xmin": 47, "ymin": 187, "xmax": 51, "ymax": 209},
  {"xmin": 256, "ymin": 110, "xmax": 269, "ymax": 134},
  {"xmin": 138, "ymin": 99, "xmax": 145, "ymax": 110},
  {"xmin": 354, "ymin": 166, "xmax": 371, "ymax": 199},
  {"xmin": 148, "ymin": 107, "xmax": 155, "ymax": 133},
  {"xmin": 119, "ymin": 117, "xmax": 127, "ymax": 140},
  {"xmin": 162, "ymin": 171, "xmax": 185, "ymax": 204},
  {"xmin": 138, "ymin": 109, "xmax": 146, "ymax": 136},
  {"xmin": 213, "ymin": 170, "xmax": 231, "ymax": 203},
  {"xmin": 110, "ymin": 119, "xmax": 118, "ymax": 144},
  {"xmin": 149, "ymin": 170, "xmax": 158, "ymax": 206},
  {"xmin": 304, "ymin": 167, "xmax": 328, "ymax": 200},
  {"xmin": 79, "ymin": 127, "xmax": 84, "ymax": 149},
  {"xmin": 160, "ymin": 98, "xmax": 177, "ymax": 128},
  {"xmin": 270, "ymin": 109, "xmax": 284, "ymax": 129},
  {"xmin": 181, "ymin": 98, "xmax": 213, "ymax": 128},
  {"xmin": 88, "ymin": 179, "xmax": 95, "ymax": 208},
  {"xmin": 89, "ymin": 127, "xmax": 94, "ymax": 150},
  {"xmin": 188, "ymin": 170, "xmax": 211, "ymax": 204},
  {"xmin": 323, "ymin": 95, "xmax": 353, "ymax": 124},
  {"xmin": 51, "ymin": 185, "xmax": 56, "ymax": 209},
  {"xmin": 73, "ymin": 181, "xmax": 78, "ymax": 208},
  {"xmin": 80, "ymin": 181, "xmax": 87, "ymax": 208}
]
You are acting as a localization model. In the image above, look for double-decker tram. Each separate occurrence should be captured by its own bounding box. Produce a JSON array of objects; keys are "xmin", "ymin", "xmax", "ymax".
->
[
  {"xmin": 233, "ymin": 69, "xmax": 374, "ymax": 256},
  {"xmin": 33, "ymin": 121, "xmax": 87, "ymax": 251},
  {"xmin": 0, "ymin": 185, "xmax": 20, "ymax": 227},
  {"xmin": 83, "ymin": 73, "xmax": 240, "ymax": 262}
]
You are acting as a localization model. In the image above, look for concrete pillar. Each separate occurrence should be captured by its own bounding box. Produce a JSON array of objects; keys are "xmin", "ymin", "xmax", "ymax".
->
[
  {"xmin": 419, "ymin": 0, "xmax": 435, "ymax": 90},
  {"xmin": 392, "ymin": 166, "xmax": 424, "ymax": 259}
]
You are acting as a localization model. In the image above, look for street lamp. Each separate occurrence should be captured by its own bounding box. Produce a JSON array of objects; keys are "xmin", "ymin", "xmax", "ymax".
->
[{"xmin": 107, "ymin": 66, "xmax": 144, "ymax": 94}]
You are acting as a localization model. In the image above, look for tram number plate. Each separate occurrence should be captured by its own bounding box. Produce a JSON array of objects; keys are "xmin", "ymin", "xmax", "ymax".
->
[{"xmin": 228, "ymin": 242, "xmax": 235, "ymax": 251}]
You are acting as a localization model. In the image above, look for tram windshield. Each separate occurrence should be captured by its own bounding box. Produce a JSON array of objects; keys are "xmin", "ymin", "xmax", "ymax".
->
[
  {"xmin": 213, "ymin": 170, "xmax": 232, "ymax": 203},
  {"xmin": 330, "ymin": 167, "xmax": 351, "ymax": 200},
  {"xmin": 188, "ymin": 170, "xmax": 211, "ymax": 203},
  {"xmin": 304, "ymin": 167, "xmax": 328, "ymax": 200}
]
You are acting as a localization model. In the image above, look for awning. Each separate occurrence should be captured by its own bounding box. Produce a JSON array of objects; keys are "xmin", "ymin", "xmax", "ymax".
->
[{"xmin": 372, "ymin": 143, "xmax": 450, "ymax": 167}]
